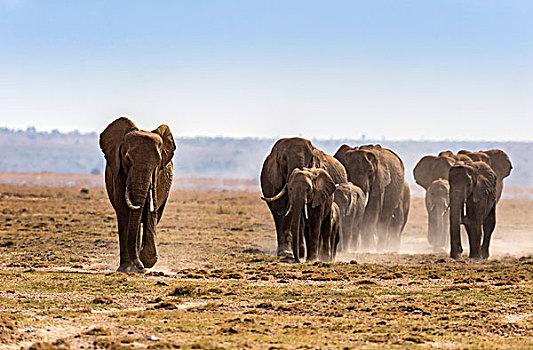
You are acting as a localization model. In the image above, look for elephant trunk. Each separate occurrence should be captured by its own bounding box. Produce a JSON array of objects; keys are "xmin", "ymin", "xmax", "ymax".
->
[
  {"xmin": 126, "ymin": 175, "xmax": 151, "ymax": 271},
  {"xmin": 140, "ymin": 169, "xmax": 159, "ymax": 268},
  {"xmin": 449, "ymin": 189, "xmax": 465, "ymax": 258},
  {"xmin": 291, "ymin": 198, "xmax": 305, "ymax": 263}
]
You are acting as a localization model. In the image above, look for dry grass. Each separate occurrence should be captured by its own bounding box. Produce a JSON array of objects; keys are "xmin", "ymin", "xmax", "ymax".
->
[{"xmin": 0, "ymin": 178, "xmax": 531, "ymax": 349}]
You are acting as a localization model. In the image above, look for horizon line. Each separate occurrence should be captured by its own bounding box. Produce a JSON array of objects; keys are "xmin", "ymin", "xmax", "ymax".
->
[{"xmin": 1, "ymin": 125, "xmax": 531, "ymax": 144}]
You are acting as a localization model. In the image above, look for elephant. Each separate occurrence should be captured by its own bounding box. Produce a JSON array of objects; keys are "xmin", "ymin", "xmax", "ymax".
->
[
  {"xmin": 260, "ymin": 138, "xmax": 347, "ymax": 257},
  {"xmin": 334, "ymin": 144, "xmax": 409, "ymax": 252},
  {"xmin": 333, "ymin": 182, "xmax": 366, "ymax": 252},
  {"xmin": 284, "ymin": 167, "xmax": 339, "ymax": 262},
  {"xmin": 425, "ymin": 179, "xmax": 450, "ymax": 252},
  {"xmin": 100, "ymin": 117, "xmax": 176, "ymax": 272},
  {"xmin": 449, "ymin": 161, "xmax": 497, "ymax": 259}
]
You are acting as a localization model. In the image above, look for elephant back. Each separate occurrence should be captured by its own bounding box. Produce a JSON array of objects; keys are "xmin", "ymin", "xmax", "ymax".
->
[{"xmin": 323, "ymin": 154, "xmax": 348, "ymax": 184}]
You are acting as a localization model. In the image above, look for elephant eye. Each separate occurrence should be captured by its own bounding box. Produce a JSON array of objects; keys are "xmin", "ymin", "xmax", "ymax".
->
[{"xmin": 125, "ymin": 153, "xmax": 133, "ymax": 166}]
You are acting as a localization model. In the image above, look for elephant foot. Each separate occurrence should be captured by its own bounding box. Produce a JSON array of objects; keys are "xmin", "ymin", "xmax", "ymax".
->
[
  {"xmin": 469, "ymin": 252, "xmax": 482, "ymax": 259},
  {"xmin": 277, "ymin": 248, "xmax": 293, "ymax": 259},
  {"xmin": 481, "ymin": 250, "xmax": 490, "ymax": 259},
  {"xmin": 450, "ymin": 250, "xmax": 462, "ymax": 259},
  {"xmin": 117, "ymin": 263, "xmax": 146, "ymax": 274},
  {"xmin": 140, "ymin": 250, "xmax": 158, "ymax": 269},
  {"xmin": 280, "ymin": 256, "xmax": 296, "ymax": 263}
]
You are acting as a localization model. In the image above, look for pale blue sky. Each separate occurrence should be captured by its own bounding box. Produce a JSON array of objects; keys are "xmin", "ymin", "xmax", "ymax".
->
[{"xmin": 1, "ymin": 0, "xmax": 531, "ymax": 140}]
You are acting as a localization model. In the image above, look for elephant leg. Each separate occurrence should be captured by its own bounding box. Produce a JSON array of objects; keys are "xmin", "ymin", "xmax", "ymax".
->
[
  {"xmin": 117, "ymin": 211, "xmax": 134, "ymax": 272},
  {"xmin": 140, "ymin": 208, "xmax": 158, "ymax": 268},
  {"xmin": 319, "ymin": 216, "xmax": 332, "ymax": 262},
  {"xmin": 360, "ymin": 202, "xmax": 379, "ymax": 251},
  {"xmin": 344, "ymin": 218, "xmax": 354, "ymax": 252},
  {"xmin": 353, "ymin": 219, "xmax": 361, "ymax": 252},
  {"xmin": 376, "ymin": 209, "xmax": 394, "ymax": 252},
  {"xmin": 330, "ymin": 220, "xmax": 339, "ymax": 262},
  {"xmin": 481, "ymin": 205, "xmax": 496, "ymax": 259},
  {"xmin": 340, "ymin": 217, "xmax": 350, "ymax": 253},
  {"xmin": 388, "ymin": 206, "xmax": 404, "ymax": 253},
  {"xmin": 307, "ymin": 216, "xmax": 321, "ymax": 262},
  {"xmin": 465, "ymin": 220, "xmax": 482, "ymax": 259},
  {"xmin": 278, "ymin": 214, "xmax": 293, "ymax": 257}
]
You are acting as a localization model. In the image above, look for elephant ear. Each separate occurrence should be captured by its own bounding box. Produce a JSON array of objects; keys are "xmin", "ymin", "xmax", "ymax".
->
[
  {"xmin": 260, "ymin": 153, "xmax": 284, "ymax": 197},
  {"xmin": 152, "ymin": 124, "xmax": 176, "ymax": 167},
  {"xmin": 333, "ymin": 144, "xmax": 352, "ymax": 164},
  {"xmin": 414, "ymin": 155, "xmax": 454, "ymax": 190},
  {"xmin": 413, "ymin": 156, "xmax": 438, "ymax": 190},
  {"xmin": 473, "ymin": 163, "xmax": 497, "ymax": 204},
  {"xmin": 99, "ymin": 117, "xmax": 138, "ymax": 178},
  {"xmin": 484, "ymin": 149, "xmax": 512, "ymax": 180},
  {"xmin": 312, "ymin": 169, "xmax": 336, "ymax": 208}
]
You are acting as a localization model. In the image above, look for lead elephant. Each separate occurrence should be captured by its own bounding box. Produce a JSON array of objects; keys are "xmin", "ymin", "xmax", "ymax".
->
[
  {"xmin": 333, "ymin": 182, "xmax": 366, "ymax": 252},
  {"xmin": 449, "ymin": 161, "xmax": 497, "ymax": 259},
  {"xmin": 260, "ymin": 138, "xmax": 347, "ymax": 257},
  {"xmin": 100, "ymin": 117, "xmax": 176, "ymax": 272},
  {"xmin": 334, "ymin": 144, "xmax": 408, "ymax": 252}
]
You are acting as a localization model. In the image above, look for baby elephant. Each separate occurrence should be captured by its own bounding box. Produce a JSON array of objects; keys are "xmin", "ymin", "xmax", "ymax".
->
[
  {"xmin": 426, "ymin": 179, "xmax": 450, "ymax": 252},
  {"xmin": 286, "ymin": 168, "xmax": 340, "ymax": 262},
  {"xmin": 333, "ymin": 183, "xmax": 366, "ymax": 252}
]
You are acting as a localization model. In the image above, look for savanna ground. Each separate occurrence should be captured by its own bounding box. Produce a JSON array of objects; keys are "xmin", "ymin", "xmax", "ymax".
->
[{"xmin": 0, "ymin": 174, "xmax": 531, "ymax": 349}]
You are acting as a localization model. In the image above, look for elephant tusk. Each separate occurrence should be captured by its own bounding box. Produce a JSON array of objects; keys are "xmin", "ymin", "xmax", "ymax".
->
[
  {"xmin": 364, "ymin": 192, "xmax": 369, "ymax": 208},
  {"xmin": 261, "ymin": 185, "xmax": 287, "ymax": 202},
  {"xmin": 442, "ymin": 204, "xmax": 450, "ymax": 216},
  {"xmin": 284, "ymin": 203, "xmax": 293, "ymax": 216},
  {"xmin": 125, "ymin": 188, "xmax": 141, "ymax": 210},
  {"xmin": 463, "ymin": 203, "xmax": 467, "ymax": 217},
  {"xmin": 304, "ymin": 203, "xmax": 309, "ymax": 220},
  {"xmin": 150, "ymin": 187, "xmax": 155, "ymax": 212}
]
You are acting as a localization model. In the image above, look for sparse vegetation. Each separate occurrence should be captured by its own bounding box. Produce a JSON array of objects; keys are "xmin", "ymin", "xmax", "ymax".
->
[{"xmin": 0, "ymin": 179, "xmax": 531, "ymax": 348}]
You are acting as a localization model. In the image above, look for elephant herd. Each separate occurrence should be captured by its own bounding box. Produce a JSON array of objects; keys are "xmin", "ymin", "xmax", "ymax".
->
[
  {"xmin": 98, "ymin": 117, "xmax": 512, "ymax": 272},
  {"xmin": 261, "ymin": 138, "xmax": 512, "ymax": 263},
  {"xmin": 260, "ymin": 138, "xmax": 411, "ymax": 262}
]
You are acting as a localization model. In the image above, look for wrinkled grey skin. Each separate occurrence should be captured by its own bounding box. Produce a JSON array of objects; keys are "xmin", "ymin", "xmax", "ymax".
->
[
  {"xmin": 333, "ymin": 182, "xmax": 366, "ymax": 252},
  {"xmin": 286, "ymin": 168, "xmax": 338, "ymax": 262},
  {"xmin": 334, "ymin": 144, "xmax": 409, "ymax": 252},
  {"xmin": 449, "ymin": 161, "xmax": 497, "ymax": 259},
  {"xmin": 260, "ymin": 138, "xmax": 347, "ymax": 257},
  {"xmin": 100, "ymin": 117, "xmax": 176, "ymax": 272},
  {"xmin": 426, "ymin": 179, "xmax": 450, "ymax": 252}
]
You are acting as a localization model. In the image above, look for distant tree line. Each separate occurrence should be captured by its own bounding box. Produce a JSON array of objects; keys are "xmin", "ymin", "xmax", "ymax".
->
[{"xmin": 0, "ymin": 127, "xmax": 531, "ymax": 188}]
